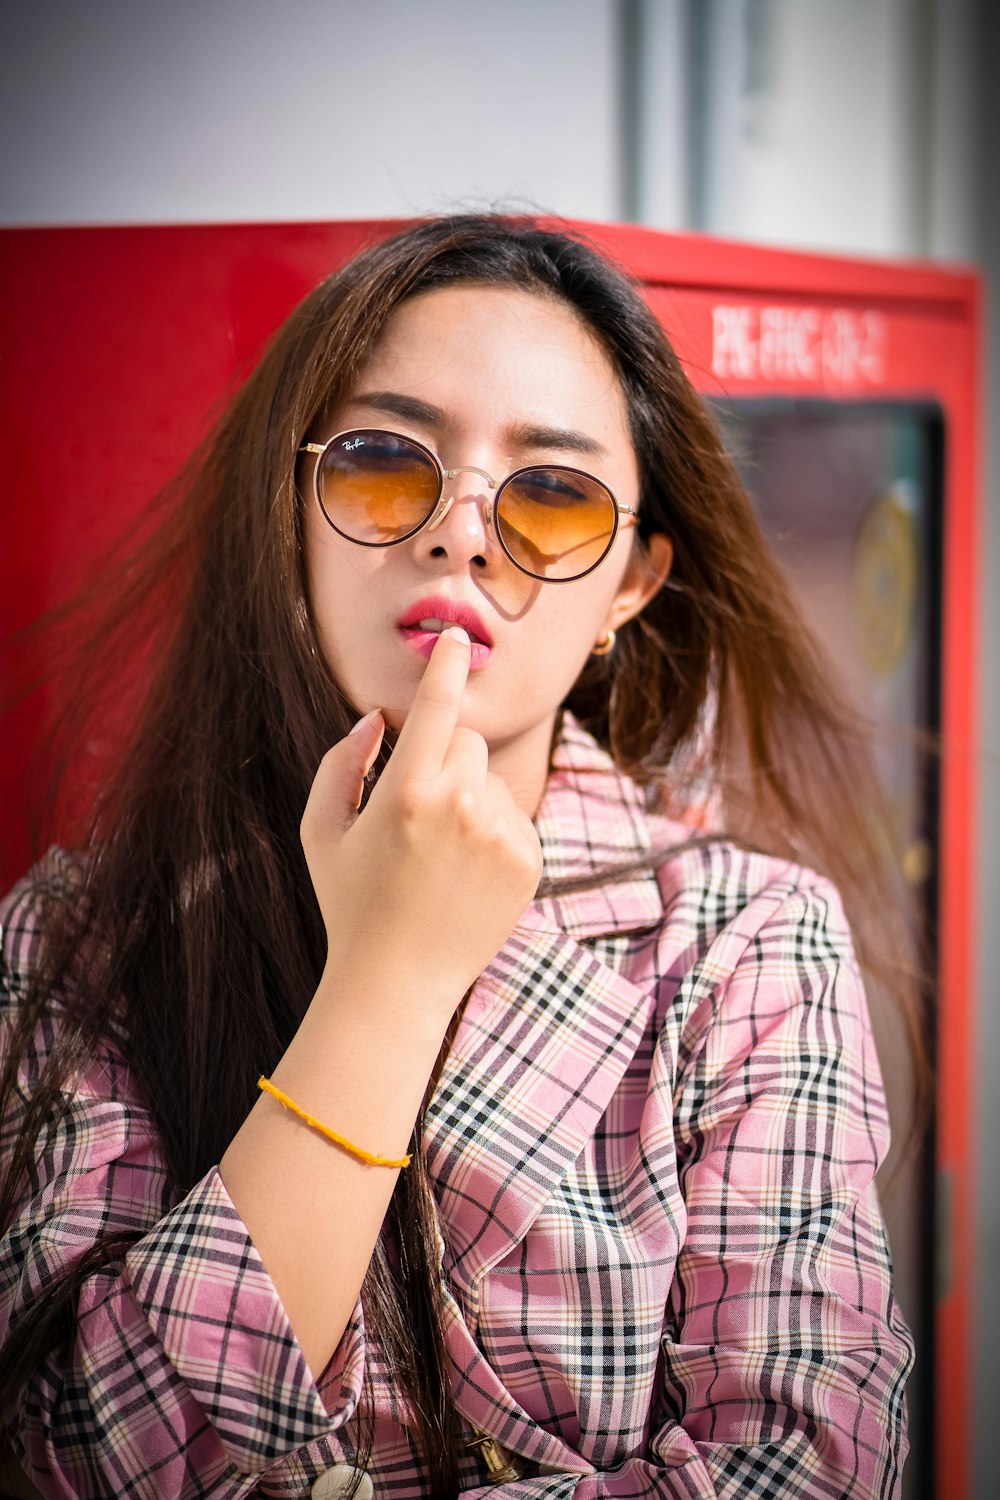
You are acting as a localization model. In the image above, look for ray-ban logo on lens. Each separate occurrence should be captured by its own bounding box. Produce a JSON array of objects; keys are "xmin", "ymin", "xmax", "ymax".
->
[{"xmin": 343, "ymin": 438, "xmax": 365, "ymax": 450}]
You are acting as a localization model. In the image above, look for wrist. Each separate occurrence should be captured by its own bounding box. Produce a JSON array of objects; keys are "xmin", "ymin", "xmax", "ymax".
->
[
  {"xmin": 313, "ymin": 955, "xmax": 469, "ymax": 1044},
  {"xmin": 261, "ymin": 998, "xmax": 445, "ymax": 1168}
]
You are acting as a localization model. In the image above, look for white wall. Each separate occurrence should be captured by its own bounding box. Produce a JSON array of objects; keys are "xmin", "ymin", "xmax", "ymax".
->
[
  {"xmin": 691, "ymin": 0, "xmax": 974, "ymax": 259},
  {"xmin": 3, "ymin": 0, "xmax": 976, "ymax": 258},
  {"xmin": 1, "ymin": 0, "xmax": 622, "ymax": 225}
]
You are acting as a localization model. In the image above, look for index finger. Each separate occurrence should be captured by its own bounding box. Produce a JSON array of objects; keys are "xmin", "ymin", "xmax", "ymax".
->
[{"xmin": 391, "ymin": 626, "xmax": 471, "ymax": 773}]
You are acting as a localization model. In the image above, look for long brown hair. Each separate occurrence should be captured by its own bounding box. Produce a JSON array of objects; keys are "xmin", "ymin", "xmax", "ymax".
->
[{"xmin": 0, "ymin": 215, "xmax": 928, "ymax": 1491}]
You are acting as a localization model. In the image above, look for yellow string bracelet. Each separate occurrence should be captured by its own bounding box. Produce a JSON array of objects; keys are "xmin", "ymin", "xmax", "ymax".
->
[{"xmin": 256, "ymin": 1076, "xmax": 412, "ymax": 1169}]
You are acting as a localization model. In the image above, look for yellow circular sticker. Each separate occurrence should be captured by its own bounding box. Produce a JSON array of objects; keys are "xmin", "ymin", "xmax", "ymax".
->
[{"xmin": 853, "ymin": 487, "xmax": 919, "ymax": 676}]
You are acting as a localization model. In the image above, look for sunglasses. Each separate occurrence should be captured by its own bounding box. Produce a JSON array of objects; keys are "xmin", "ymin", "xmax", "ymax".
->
[{"xmin": 299, "ymin": 427, "xmax": 639, "ymax": 583}]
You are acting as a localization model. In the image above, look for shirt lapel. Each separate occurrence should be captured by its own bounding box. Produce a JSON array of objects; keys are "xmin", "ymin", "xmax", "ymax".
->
[
  {"xmin": 422, "ymin": 717, "xmax": 669, "ymax": 1470},
  {"xmin": 423, "ymin": 713, "xmax": 664, "ymax": 1297},
  {"xmin": 425, "ymin": 906, "xmax": 655, "ymax": 1287}
]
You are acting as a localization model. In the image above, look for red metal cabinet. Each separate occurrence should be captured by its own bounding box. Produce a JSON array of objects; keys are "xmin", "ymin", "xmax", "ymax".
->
[{"xmin": 0, "ymin": 219, "xmax": 980, "ymax": 1500}]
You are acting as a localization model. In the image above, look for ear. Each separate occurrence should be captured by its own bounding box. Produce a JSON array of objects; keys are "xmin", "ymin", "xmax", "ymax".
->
[{"xmin": 605, "ymin": 532, "xmax": 673, "ymax": 632}]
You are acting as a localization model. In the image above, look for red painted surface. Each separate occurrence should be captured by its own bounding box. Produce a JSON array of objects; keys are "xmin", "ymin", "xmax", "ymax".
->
[{"xmin": 0, "ymin": 218, "xmax": 980, "ymax": 1498}]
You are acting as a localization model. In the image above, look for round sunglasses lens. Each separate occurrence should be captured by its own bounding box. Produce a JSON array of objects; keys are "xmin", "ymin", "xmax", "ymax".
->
[
  {"xmin": 316, "ymin": 430, "xmax": 439, "ymax": 543},
  {"xmin": 496, "ymin": 469, "xmax": 617, "ymax": 580}
]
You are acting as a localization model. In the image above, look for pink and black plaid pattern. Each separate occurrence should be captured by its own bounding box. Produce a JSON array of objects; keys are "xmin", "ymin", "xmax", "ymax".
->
[{"xmin": 1, "ymin": 717, "xmax": 912, "ymax": 1497}]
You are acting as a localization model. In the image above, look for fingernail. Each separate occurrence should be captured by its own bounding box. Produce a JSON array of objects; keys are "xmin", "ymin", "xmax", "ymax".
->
[
  {"xmin": 349, "ymin": 710, "xmax": 378, "ymax": 736},
  {"xmin": 443, "ymin": 626, "xmax": 470, "ymax": 646}
]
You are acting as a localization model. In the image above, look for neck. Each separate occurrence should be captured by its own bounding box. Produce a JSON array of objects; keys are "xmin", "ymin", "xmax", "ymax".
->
[{"xmin": 486, "ymin": 713, "xmax": 557, "ymax": 820}]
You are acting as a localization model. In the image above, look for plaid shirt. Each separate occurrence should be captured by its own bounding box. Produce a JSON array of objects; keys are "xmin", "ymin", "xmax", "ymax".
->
[{"xmin": 1, "ymin": 716, "xmax": 912, "ymax": 1499}]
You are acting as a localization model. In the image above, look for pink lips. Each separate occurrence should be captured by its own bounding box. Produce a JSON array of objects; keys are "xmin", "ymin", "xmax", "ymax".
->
[{"xmin": 397, "ymin": 596, "xmax": 493, "ymax": 670}]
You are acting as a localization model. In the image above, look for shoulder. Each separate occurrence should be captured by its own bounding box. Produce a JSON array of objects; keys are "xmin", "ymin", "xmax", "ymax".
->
[
  {"xmin": 0, "ymin": 848, "xmax": 94, "ymax": 1098},
  {"xmin": 639, "ymin": 823, "xmax": 870, "ymax": 1050},
  {"xmin": 0, "ymin": 847, "xmax": 87, "ymax": 996},
  {"xmin": 1, "ymin": 851, "xmax": 153, "ymax": 1203},
  {"xmin": 650, "ymin": 822, "xmax": 853, "ymax": 959},
  {"xmin": 640, "ymin": 830, "xmax": 887, "ymax": 1141}
]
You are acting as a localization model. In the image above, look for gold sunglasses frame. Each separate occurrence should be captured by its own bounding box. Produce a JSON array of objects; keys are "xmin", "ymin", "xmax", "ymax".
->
[{"xmin": 299, "ymin": 427, "xmax": 639, "ymax": 583}]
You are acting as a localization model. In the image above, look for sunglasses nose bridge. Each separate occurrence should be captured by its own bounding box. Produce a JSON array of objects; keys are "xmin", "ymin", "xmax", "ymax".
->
[
  {"xmin": 425, "ymin": 465, "xmax": 498, "ymax": 536},
  {"xmin": 442, "ymin": 464, "xmax": 498, "ymax": 488}
]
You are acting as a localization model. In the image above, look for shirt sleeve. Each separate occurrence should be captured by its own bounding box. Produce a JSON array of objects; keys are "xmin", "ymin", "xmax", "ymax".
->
[
  {"xmin": 459, "ymin": 875, "xmax": 914, "ymax": 1499},
  {"xmin": 0, "ymin": 873, "xmax": 365, "ymax": 1500}
]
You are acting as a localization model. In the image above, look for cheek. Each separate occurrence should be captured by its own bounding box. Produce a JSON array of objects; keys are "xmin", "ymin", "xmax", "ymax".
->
[
  {"xmin": 303, "ymin": 530, "xmax": 369, "ymax": 672},
  {"xmin": 527, "ymin": 579, "xmax": 622, "ymax": 675},
  {"xmin": 305, "ymin": 521, "xmax": 377, "ymax": 616},
  {"xmin": 302, "ymin": 504, "xmax": 332, "ymax": 605},
  {"xmin": 564, "ymin": 548, "xmax": 634, "ymax": 637}
]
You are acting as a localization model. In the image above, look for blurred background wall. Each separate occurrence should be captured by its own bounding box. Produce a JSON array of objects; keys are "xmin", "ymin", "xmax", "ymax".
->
[{"xmin": 2, "ymin": 0, "xmax": 996, "ymax": 1492}]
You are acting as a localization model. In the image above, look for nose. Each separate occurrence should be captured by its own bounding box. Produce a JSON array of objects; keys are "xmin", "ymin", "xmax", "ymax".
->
[{"xmin": 415, "ymin": 468, "xmax": 497, "ymax": 569}]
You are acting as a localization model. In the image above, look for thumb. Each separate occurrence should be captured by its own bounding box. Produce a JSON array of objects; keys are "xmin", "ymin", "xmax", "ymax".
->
[
  {"xmin": 342, "ymin": 710, "xmax": 386, "ymax": 819},
  {"xmin": 305, "ymin": 710, "xmax": 386, "ymax": 843}
]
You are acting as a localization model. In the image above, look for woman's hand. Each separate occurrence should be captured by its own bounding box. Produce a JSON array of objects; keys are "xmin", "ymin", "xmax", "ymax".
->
[{"xmin": 300, "ymin": 627, "xmax": 544, "ymax": 1028}]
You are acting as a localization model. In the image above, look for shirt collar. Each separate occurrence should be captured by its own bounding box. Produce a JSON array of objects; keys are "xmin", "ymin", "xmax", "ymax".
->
[{"xmin": 529, "ymin": 712, "xmax": 664, "ymax": 939}]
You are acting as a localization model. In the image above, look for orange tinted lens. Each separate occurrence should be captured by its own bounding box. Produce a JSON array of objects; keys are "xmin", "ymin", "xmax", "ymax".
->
[
  {"xmin": 497, "ymin": 468, "xmax": 616, "ymax": 579},
  {"xmin": 317, "ymin": 430, "xmax": 439, "ymax": 542}
]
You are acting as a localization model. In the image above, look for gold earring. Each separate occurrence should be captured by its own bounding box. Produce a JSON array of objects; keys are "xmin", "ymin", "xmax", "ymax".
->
[{"xmin": 592, "ymin": 628, "xmax": 616, "ymax": 656}]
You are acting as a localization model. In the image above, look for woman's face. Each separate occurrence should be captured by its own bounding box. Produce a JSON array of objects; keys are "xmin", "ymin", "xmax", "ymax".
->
[{"xmin": 302, "ymin": 283, "xmax": 671, "ymax": 807}]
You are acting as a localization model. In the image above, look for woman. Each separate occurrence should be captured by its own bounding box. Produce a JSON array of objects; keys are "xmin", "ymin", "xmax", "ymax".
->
[{"xmin": 0, "ymin": 215, "xmax": 917, "ymax": 1498}]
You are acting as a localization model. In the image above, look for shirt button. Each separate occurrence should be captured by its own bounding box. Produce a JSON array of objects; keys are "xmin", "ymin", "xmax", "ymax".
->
[{"xmin": 311, "ymin": 1466, "xmax": 374, "ymax": 1500}]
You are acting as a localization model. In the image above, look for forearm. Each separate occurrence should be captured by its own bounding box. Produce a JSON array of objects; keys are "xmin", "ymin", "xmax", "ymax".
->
[
  {"xmin": 218, "ymin": 969, "xmax": 453, "ymax": 1380},
  {"xmin": 225, "ymin": 627, "xmax": 540, "ymax": 1382}
]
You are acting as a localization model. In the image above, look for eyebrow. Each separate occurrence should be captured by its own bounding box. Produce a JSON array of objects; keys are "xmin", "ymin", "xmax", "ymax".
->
[
  {"xmin": 345, "ymin": 390, "xmax": 442, "ymax": 427},
  {"xmin": 345, "ymin": 390, "xmax": 608, "ymax": 460},
  {"xmin": 506, "ymin": 421, "xmax": 607, "ymax": 459}
]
